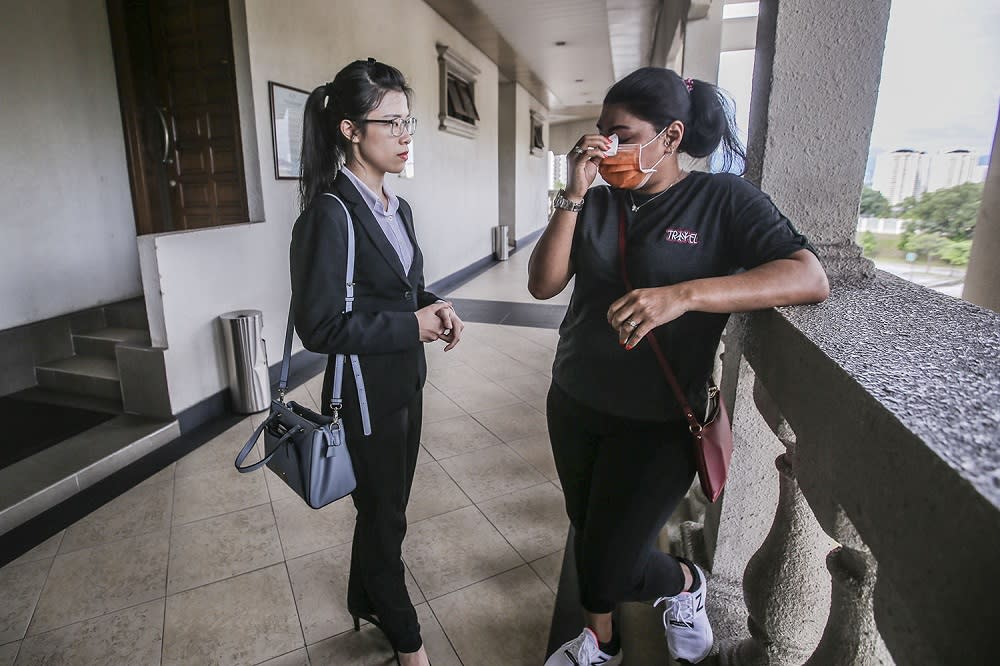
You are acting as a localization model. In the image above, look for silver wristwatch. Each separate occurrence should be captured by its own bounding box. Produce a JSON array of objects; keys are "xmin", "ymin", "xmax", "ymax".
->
[{"xmin": 553, "ymin": 190, "xmax": 585, "ymax": 213}]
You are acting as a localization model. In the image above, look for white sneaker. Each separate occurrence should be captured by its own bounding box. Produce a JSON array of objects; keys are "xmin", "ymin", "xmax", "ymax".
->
[
  {"xmin": 654, "ymin": 563, "xmax": 713, "ymax": 663},
  {"xmin": 543, "ymin": 628, "xmax": 623, "ymax": 666}
]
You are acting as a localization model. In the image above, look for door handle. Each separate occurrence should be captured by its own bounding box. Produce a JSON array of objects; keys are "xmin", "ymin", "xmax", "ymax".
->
[{"xmin": 155, "ymin": 106, "xmax": 174, "ymax": 165}]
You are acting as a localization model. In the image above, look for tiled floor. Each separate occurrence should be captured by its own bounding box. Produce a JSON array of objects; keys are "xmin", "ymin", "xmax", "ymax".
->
[
  {"xmin": 0, "ymin": 319, "xmax": 568, "ymax": 665},
  {"xmin": 448, "ymin": 236, "xmax": 574, "ymax": 306}
]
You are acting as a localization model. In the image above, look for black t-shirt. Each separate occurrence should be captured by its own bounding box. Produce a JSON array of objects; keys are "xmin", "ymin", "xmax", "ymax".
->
[{"xmin": 552, "ymin": 171, "xmax": 816, "ymax": 422}]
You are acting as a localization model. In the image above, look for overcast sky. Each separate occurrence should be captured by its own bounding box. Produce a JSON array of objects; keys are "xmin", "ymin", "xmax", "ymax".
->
[
  {"xmin": 870, "ymin": 0, "xmax": 999, "ymax": 155},
  {"xmin": 719, "ymin": 0, "xmax": 999, "ymax": 157}
]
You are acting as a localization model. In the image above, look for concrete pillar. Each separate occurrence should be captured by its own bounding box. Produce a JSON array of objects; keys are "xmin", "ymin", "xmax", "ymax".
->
[
  {"xmin": 681, "ymin": 0, "xmax": 723, "ymax": 174},
  {"xmin": 682, "ymin": 0, "xmax": 723, "ymax": 84},
  {"xmin": 745, "ymin": 0, "xmax": 892, "ymax": 284},
  {"xmin": 962, "ymin": 107, "xmax": 1000, "ymax": 312},
  {"xmin": 498, "ymin": 81, "xmax": 517, "ymax": 242}
]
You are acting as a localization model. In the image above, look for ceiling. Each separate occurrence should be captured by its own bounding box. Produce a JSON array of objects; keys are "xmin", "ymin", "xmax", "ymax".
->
[
  {"xmin": 423, "ymin": 1, "xmax": 752, "ymax": 124},
  {"xmin": 467, "ymin": 0, "xmax": 615, "ymax": 112}
]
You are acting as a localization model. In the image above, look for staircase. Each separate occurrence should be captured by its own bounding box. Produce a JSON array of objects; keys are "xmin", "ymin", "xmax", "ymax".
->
[
  {"xmin": 34, "ymin": 299, "xmax": 151, "ymax": 407},
  {"xmin": 0, "ymin": 297, "xmax": 179, "ymax": 536}
]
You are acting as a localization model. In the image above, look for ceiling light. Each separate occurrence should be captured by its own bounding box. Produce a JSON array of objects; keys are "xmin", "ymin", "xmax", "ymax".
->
[
  {"xmin": 575, "ymin": 79, "xmax": 584, "ymax": 83},
  {"xmin": 554, "ymin": 41, "xmax": 567, "ymax": 46}
]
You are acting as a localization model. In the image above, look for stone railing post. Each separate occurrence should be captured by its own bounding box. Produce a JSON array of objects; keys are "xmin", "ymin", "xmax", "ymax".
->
[
  {"xmin": 805, "ymin": 542, "xmax": 892, "ymax": 665},
  {"xmin": 724, "ymin": 380, "xmax": 834, "ymax": 665}
]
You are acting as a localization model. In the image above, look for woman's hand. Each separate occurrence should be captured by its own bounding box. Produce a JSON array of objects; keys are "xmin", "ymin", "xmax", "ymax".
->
[
  {"xmin": 435, "ymin": 303, "xmax": 465, "ymax": 351},
  {"xmin": 565, "ymin": 134, "xmax": 612, "ymax": 199},
  {"xmin": 607, "ymin": 285, "xmax": 690, "ymax": 350},
  {"xmin": 415, "ymin": 302, "xmax": 451, "ymax": 342}
]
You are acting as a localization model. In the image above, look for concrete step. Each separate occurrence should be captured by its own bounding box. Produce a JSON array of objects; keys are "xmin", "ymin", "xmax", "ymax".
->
[
  {"xmin": 36, "ymin": 356, "xmax": 121, "ymax": 401},
  {"xmin": 7, "ymin": 386, "xmax": 122, "ymax": 415},
  {"xmin": 104, "ymin": 299, "xmax": 149, "ymax": 331},
  {"xmin": 73, "ymin": 327, "xmax": 151, "ymax": 359},
  {"xmin": 0, "ymin": 415, "xmax": 180, "ymax": 535}
]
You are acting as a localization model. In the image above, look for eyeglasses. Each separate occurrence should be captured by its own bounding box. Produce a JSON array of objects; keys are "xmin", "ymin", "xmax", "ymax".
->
[{"xmin": 357, "ymin": 116, "xmax": 417, "ymax": 137}]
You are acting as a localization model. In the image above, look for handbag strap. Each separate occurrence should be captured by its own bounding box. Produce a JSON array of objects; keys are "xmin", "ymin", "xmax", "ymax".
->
[
  {"xmin": 617, "ymin": 199, "xmax": 704, "ymax": 434},
  {"xmin": 234, "ymin": 418, "xmax": 301, "ymax": 473},
  {"xmin": 277, "ymin": 193, "xmax": 371, "ymax": 435}
]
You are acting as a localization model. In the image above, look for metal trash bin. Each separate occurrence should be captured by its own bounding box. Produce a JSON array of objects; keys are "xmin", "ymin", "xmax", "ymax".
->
[
  {"xmin": 493, "ymin": 224, "xmax": 510, "ymax": 261},
  {"xmin": 220, "ymin": 310, "xmax": 271, "ymax": 413}
]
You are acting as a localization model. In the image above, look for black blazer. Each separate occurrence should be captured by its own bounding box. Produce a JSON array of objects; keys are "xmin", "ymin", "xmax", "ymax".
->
[{"xmin": 290, "ymin": 171, "xmax": 440, "ymax": 422}]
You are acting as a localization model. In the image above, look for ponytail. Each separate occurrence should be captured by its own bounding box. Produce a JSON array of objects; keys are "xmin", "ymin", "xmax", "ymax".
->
[
  {"xmin": 682, "ymin": 79, "xmax": 746, "ymax": 174},
  {"xmin": 604, "ymin": 67, "xmax": 746, "ymax": 174},
  {"xmin": 298, "ymin": 59, "xmax": 412, "ymax": 211},
  {"xmin": 298, "ymin": 84, "xmax": 344, "ymax": 209}
]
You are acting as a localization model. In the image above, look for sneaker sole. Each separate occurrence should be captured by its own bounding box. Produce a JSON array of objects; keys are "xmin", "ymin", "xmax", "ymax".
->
[{"xmin": 674, "ymin": 639, "xmax": 713, "ymax": 664}]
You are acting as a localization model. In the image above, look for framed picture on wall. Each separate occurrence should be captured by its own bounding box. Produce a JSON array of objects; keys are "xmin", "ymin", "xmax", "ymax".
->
[{"xmin": 269, "ymin": 81, "xmax": 309, "ymax": 179}]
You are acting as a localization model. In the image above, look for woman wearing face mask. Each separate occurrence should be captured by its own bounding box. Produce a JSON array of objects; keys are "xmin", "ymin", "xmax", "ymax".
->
[
  {"xmin": 291, "ymin": 59, "xmax": 463, "ymax": 666},
  {"xmin": 530, "ymin": 67, "xmax": 829, "ymax": 665}
]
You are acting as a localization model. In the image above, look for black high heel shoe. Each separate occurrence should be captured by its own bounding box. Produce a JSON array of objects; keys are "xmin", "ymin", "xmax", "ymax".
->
[
  {"xmin": 350, "ymin": 611, "xmax": 400, "ymax": 664},
  {"xmin": 350, "ymin": 610, "xmax": 383, "ymax": 632}
]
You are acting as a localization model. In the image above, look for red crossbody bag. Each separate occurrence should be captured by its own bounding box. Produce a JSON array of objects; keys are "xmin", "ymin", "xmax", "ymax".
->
[{"xmin": 616, "ymin": 203, "xmax": 733, "ymax": 502}]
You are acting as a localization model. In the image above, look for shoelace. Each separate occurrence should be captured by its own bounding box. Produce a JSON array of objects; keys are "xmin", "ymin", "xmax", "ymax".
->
[
  {"xmin": 654, "ymin": 593, "xmax": 695, "ymax": 630},
  {"xmin": 562, "ymin": 631, "xmax": 601, "ymax": 665}
]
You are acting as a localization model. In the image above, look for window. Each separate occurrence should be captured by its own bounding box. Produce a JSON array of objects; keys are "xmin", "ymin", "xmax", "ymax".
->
[
  {"xmin": 447, "ymin": 75, "xmax": 479, "ymax": 125},
  {"xmin": 530, "ymin": 110, "xmax": 546, "ymax": 155},
  {"xmin": 436, "ymin": 43, "xmax": 481, "ymax": 138}
]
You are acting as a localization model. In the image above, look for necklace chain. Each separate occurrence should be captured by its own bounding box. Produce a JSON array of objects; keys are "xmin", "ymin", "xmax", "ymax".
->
[{"xmin": 629, "ymin": 171, "xmax": 687, "ymax": 213}]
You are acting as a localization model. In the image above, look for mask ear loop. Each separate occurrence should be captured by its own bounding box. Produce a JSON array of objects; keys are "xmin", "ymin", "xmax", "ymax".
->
[{"xmin": 638, "ymin": 126, "xmax": 670, "ymax": 174}]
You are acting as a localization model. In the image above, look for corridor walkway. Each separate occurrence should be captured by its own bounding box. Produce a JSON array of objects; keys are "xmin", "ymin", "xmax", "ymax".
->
[{"xmin": 0, "ymin": 248, "xmax": 573, "ymax": 666}]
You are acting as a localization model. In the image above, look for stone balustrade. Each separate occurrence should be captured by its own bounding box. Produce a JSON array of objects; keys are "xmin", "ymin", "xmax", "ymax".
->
[{"xmin": 686, "ymin": 271, "xmax": 1000, "ymax": 664}]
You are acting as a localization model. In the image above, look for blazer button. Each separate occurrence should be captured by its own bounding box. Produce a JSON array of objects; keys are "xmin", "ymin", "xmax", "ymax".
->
[{"xmin": 403, "ymin": 290, "xmax": 412, "ymax": 299}]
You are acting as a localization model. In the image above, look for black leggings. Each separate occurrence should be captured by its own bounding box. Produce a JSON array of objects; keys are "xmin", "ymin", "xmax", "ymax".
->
[{"xmin": 547, "ymin": 382, "xmax": 697, "ymax": 614}]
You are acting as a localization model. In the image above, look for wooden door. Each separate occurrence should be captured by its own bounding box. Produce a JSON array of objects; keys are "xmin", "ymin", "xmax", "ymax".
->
[{"xmin": 109, "ymin": 0, "xmax": 248, "ymax": 234}]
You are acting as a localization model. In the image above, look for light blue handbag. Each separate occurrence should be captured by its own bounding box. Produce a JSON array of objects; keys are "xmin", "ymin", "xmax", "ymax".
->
[{"xmin": 234, "ymin": 195, "xmax": 371, "ymax": 509}]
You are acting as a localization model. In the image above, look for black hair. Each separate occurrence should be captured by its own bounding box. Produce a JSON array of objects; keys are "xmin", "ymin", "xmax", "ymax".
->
[
  {"xmin": 299, "ymin": 58, "xmax": 412, "ymax": 210},
  {"xmin": 604, "ymin": 67, "xmax": 746, "ymax": 174}
]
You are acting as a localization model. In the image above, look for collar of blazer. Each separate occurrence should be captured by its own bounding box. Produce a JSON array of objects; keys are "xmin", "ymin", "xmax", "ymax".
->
[{"xmin": 333, "ymin": 171, "xmax": 416, "ymax": 287}]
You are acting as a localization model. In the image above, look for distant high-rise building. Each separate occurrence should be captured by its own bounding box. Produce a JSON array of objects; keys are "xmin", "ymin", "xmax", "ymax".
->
[
  {"xmin": 870, "ymin": 148, "xmax": 985, "ymax": 206},
  {"xmin": 926, "ymin": 149, "xmax": 981, "ymax": 192},
  {"xmin": 871, "ymin": 149, "xmax": 929, "ymax": 205}
]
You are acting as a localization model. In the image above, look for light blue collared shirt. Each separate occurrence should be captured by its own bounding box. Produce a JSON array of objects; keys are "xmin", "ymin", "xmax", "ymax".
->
[{"xmin": 342, "ymin": 167, "xmax": 414, "ymax": 275}]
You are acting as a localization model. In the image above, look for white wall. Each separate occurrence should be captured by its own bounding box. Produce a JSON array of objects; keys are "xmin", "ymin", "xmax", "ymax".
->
[
  {"xmin": 151, "ymin": 0, "xmax": 503, "ymax": 413},
  {"xmin": 549, "ymin": 119, "xmax": 600, "ymax": 155},
  {"xmin": 0, "ymin": 0, "xmax": 141, "ymax": 331}
]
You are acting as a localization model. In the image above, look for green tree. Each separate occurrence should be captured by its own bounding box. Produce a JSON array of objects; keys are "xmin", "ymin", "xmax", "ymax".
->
[
  {"xmin": 903, "ymin": 232, "xmax": 948, "ymax": 269},
  {"xmin": 897, "ymin": 224, "xmax": 914, "ymax": 252},
  {"xmin": 901, "ymin": 182, "xmax": 983, "ymax": 240},
  {"xmin": 938, "ymin": 239, "xmax": 973, "ymax": 266},
  {"xmin": 859, "ymin": 186, "xmax": 892, "ymax": 217},
  {"xmin": 860, "ymin": 230, "xmax": 878, "ymax": 257}
]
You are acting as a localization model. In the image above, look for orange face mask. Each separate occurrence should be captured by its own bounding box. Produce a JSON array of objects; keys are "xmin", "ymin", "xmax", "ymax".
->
[{"xmin": 598, "ymin": 129, "xmax": 669, "ymax": 190}]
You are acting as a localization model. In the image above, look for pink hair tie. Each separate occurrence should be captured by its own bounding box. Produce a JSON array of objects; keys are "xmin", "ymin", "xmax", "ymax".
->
[{"xmin": 683, "ymin": 78, "xmax": 695, "ymax": 93}]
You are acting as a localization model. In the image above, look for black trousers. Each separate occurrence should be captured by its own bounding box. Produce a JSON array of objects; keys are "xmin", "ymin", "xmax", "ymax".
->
[
  {"xmin": 547, "ymin": 382, "xmax": 697, "ymax": 614},
  {"xmin": 339, "ymin": 390, "xmax": 423, "ymax": 652}
]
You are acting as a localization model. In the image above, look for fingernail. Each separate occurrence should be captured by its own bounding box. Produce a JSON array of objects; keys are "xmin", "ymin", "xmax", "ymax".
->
[{"xmin": 625, "ymin": 343, "xmax": 634, "ymax": 350}]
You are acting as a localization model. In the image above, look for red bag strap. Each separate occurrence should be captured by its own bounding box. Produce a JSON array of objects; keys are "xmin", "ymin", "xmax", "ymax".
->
[{"xmin": 617, "ymin": 200, "xmax": 704, "ymax": 433}]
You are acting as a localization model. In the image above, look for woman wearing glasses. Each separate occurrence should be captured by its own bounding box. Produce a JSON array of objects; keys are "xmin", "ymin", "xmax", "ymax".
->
[{"xmin": 290, "ymin": 58, "xmax": 462, "ymax": 666}]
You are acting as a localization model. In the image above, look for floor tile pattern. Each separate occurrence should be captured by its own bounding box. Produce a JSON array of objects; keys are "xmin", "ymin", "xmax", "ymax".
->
[{"xmin": 0, "ymin": 322, "xmax": 568, "ymax": 665}]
